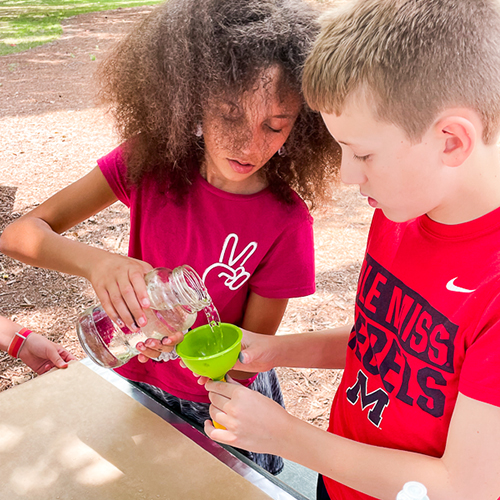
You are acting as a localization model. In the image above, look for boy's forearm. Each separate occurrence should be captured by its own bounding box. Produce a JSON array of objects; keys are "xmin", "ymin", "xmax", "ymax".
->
[
  {"xmin": 273, "ymin": 324, "xmax": 352, "ymax": 369},
  {"xmin": 275, "ymin": 415, "xmax": 452, "ymax": 500}
]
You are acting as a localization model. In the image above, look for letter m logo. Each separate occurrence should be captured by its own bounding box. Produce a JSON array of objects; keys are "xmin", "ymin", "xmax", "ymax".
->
[{"xmin": 346, "ymin": 370, "xmax": 390, "ymax": 427}]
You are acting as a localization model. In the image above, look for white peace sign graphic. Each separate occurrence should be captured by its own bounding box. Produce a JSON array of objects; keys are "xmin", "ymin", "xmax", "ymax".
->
[{"xmin": 202, "ymin": 233, "xmax": 257, "ymax": 290}]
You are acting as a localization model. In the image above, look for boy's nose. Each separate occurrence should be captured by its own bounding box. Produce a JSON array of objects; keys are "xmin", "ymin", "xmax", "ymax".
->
[{"xmin": 340, "ymin": 156, "xmax": 366, "ymax": 186}]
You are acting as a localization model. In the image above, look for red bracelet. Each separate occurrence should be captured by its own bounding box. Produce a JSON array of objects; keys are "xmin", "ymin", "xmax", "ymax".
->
[{"xmin": 7, "ymin": 328, "xmax": 32, "ymax": 358}]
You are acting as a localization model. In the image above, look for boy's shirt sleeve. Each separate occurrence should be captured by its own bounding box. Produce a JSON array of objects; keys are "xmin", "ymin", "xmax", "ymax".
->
[
  {"xmin": 459, "ymin": 291, "xmax": 500, "ymax": 407},
  {"xmin": 97, "ymin": 145, "xmax": 131, "ymax": 207}
]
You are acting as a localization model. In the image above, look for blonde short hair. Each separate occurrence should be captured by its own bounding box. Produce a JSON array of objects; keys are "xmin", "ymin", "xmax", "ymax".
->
[{"xmin": 303, "ymin": 0, "xmax": 500, "ymax": 144}]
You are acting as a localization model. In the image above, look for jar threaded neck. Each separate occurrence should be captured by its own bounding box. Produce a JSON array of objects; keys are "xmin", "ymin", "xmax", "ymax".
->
[{"xmin": 171, "ymin": 265, "xmax": 211, "ymax": 312}]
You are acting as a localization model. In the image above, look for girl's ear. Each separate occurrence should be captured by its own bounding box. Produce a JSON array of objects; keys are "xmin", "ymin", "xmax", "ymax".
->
[{"xmin": 434, "ymin": 114, "xmax": 476, "ymax": 167}]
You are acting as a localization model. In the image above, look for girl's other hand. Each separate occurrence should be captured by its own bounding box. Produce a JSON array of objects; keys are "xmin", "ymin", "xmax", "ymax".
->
[
  {"xmin": 18, "ymin": 333, "xmax": 77, "ymax": 374},
  {"xmin": 88, "ymin": 253, "xmax": 153, "ymax": 332},
  {"xmin": 136, "ymin": 332, "xmax": 184, "ymax": 363}
]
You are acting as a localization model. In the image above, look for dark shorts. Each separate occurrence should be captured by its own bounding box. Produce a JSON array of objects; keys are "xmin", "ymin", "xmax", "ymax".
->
[
  {"xmin": 317, "ymin": 474, "xmax": 331, "ymax": 500},
  {"xmin": 134, "ymin": 368, "xmax": 285, "ymax": 475}
]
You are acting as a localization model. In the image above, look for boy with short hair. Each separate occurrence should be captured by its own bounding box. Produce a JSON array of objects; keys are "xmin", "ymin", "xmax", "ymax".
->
[{"xmin": 203, "ymin": 0, "xmax": 500, "ymax": 499}]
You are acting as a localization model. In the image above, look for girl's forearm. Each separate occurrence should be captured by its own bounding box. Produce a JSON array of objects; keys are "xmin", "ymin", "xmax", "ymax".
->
[
  {"xmin": 0, "ymin": 165, "xmax": 119, "ymax": 281},
  {"xmin": 0, "ymin": 215, "xmax": 114, "ymax": 280},
  {"xmin": 272, "ymin": 324, "xmax": 352, "ymax": 369}
]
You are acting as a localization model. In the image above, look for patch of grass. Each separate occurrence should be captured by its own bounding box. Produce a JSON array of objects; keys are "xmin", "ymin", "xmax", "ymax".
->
[{"xmin": 0, "ymin": 0, "xmax": 163, "ymax": 57}]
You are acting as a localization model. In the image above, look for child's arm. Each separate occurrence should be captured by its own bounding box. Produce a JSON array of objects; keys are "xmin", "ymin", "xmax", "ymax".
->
[
  {"xmin": 236, "ymin": 326, "xmax": 352, "ymax": 371},
  {"xmin": 0, "ymin": 167, "xmax": 152, "ymax": 332},
  {"xmin": 136, "ymin": 290, "xmax": 289, "ymax": 365},
  {"xmin": 0, "ymin": 316, "xmax": 76, "ymax": 373},
  {"xmin": 191, "ymin": 326, "xmax": 351, "ymax": 385},
  {"xmin": 205, "ymin": 382, "xmax": 500, "ymax": 500},
  {"xmin": 229, "ymin": 291, "xmax": 287, "ymax": 379}
]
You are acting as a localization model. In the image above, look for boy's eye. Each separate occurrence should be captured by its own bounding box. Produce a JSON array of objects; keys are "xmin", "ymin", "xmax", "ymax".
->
[{"xmin": 353, "ymin": 153, "xmax": 371, "ymax": 162}]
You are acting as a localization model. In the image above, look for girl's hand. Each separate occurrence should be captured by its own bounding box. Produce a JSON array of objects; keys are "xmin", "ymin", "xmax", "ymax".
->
[
  {"xmin": 136, "ymin": 333, "xmax": 184, "ymax": 363},
  {"xmin": 204, "ymin": 375, "xmax": 291, "ymax": 454},
  {"xmin": 87, "ymin": 253, "xmax": 153, "ymax": 332},
  {"xmin": 18, "ymin": 333, "xmax": 77, "ymax": 374}
]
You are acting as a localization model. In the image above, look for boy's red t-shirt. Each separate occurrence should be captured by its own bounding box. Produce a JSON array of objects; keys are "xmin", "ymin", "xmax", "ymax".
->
[
  {"xmin": 325, "ymin": 208, "xmax": 500, "ymax": 499},
  {"xmin": 97, "ymin": 145, "xmax": 315, "ymax": 402}
]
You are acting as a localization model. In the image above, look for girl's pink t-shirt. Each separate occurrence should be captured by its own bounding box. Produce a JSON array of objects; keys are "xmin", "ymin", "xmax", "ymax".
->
[{"xmin": 98, "ymin": 145, "xmax": 315, "ymax": 402}]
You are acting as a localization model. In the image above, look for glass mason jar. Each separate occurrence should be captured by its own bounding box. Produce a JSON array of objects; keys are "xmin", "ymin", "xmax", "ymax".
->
[{"xmin": 76, "ymin": 265, "xmax": 211, "ymax": 368}]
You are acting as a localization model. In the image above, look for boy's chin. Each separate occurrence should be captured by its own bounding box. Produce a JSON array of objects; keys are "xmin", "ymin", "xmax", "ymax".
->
[{"xmin": 380, "ymin": 208, "xmax": 418, "ymax": 223}]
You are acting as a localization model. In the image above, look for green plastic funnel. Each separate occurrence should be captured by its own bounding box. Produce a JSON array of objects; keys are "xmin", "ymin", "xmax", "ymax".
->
[{"xmin": 176, "ymin": 323, "xmax": 242, "ymax": 381}]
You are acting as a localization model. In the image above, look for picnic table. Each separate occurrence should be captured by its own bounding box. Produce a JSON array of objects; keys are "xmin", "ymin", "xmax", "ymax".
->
[{"xmin": 0, "ymin": 358, "xmax": 308, "ymax": 500}]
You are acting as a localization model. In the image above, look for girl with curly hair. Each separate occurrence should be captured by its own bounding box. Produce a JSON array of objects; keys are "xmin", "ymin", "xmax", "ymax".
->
[{"xmin": 0, "ymin": 0, "xmax": 339, "ymax": 474}]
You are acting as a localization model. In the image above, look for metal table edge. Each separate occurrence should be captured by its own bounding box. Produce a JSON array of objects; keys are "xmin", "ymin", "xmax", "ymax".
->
[{"xmin": 80, "ymin": 358, "xmax": 309, "ymax": 500}]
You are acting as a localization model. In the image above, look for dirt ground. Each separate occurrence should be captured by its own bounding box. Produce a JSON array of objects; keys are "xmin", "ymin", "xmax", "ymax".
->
[{"xmin": 0, "ymin": 6, "xmax": 373, "ymax": 431}]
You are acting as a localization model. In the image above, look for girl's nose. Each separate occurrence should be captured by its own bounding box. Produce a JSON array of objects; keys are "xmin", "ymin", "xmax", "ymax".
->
[{"xmin": 240, "ymin": 128, "xmax": 265, "ymax": 157}]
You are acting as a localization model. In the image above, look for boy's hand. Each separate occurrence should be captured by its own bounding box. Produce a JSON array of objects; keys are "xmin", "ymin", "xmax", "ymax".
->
[
  {"xmin": 87, "ymin": 253, "xmax": 153, "ymax": 332},
  {"xmin": 18, "ymin": 333, "xmax": 77, "ymax": 374},
  {"xmin": 204, "ymin": 375, "xmax": 291, "ymax": 455},
  {"xmin": 191, "ymin": 328, "xmax": 279, "ymax": 385},
  {"xmin": 232, "ymin": 328, "xmax": 278, "ymax": 372}
]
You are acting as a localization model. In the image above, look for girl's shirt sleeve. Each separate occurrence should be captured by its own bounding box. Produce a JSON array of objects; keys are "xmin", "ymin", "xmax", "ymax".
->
[
  {"xmin": 97, "ymin": 145, "xmax": 132, "ymax": 207},
  {"xmin": 249, "ymin": 207, "xmax": 315, "ymax": 299}
]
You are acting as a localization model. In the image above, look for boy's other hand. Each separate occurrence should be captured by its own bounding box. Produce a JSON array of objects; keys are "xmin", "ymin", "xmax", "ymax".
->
[{"xmin": 204, "ymin": 375, "xmax": 291, "ymax": 455}]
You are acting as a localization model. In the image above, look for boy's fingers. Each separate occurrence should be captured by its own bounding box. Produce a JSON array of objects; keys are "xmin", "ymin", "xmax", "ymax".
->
[
  {"xmin": 205, "ymin": 379, "xmax": 227, "ymax": 393},
  {"xmin": 204, "ymin": 419, "xmax": 216, "ymax": 437},
  {"xmin": 204, "ymin": 419, "xmax": 233, "ymax": 444},
  {"xmin": 209, "ymin": 404, "xmax": 226, "ymax": 425},
  {"xmin": 208, "ymin": 393, "xmax": 230, "ymax": 414}
]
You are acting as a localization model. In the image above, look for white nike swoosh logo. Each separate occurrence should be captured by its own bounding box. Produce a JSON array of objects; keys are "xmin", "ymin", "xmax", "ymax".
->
[{"xmin": 446, "ymin": 277, "xmax": 476, "ymax": 293}]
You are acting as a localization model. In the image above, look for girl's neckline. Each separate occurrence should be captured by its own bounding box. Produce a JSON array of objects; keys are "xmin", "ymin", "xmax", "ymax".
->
[{"xmin": 195, "ymin": 171, "xmax": 272, "ymax": 200}]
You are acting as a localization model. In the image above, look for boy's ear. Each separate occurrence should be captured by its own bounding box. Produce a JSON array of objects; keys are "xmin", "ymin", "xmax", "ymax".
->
[{"xmin": 434, "ymin": 115, "xmax": 476, "ymax": 167}]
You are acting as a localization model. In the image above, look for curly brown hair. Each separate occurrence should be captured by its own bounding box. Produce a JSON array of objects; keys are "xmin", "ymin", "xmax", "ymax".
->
[{"xmin": 97, "ymin": 0, "xmax": 340, "ymax": 206}]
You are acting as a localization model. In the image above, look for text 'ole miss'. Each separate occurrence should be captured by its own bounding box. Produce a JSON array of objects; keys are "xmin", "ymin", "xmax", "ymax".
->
[{"xmin": 347, "ymin": 255, "xmax": 458, "ymax": 420}]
